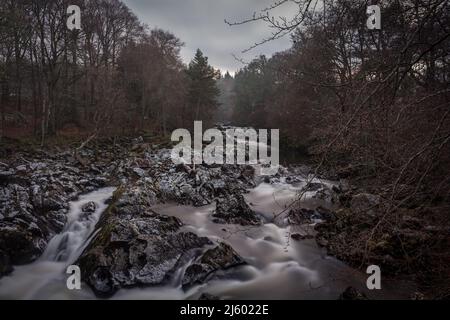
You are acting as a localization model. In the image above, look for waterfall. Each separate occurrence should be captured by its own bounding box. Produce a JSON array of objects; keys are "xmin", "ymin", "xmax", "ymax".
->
[{"xmin": 0, "ymin": 187, "xmax": 116, "ymax": 299}]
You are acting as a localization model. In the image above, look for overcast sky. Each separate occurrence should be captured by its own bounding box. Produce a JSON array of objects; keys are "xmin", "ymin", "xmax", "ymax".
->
[{"xmin": 122, "ymin": 0, "xmax": 297, "ymax": 74}]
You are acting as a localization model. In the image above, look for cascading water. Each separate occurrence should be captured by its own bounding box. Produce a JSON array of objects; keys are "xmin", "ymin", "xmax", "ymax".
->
[
  {"xmin": 0, "ymin": 187, "xmax": 116, "ymax": 299},
  {"xmin": 0, "ymin": 179, "xmax": 409, "ymax": 299},
  {"xmin": 0, "ymin": 129, "xmax": 410, "ymax": 299}
]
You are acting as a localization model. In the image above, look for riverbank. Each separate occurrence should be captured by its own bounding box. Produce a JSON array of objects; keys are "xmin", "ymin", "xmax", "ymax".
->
[{"xmin": 307, "ymin": 163, "xmax": 450, "ymax": 300}]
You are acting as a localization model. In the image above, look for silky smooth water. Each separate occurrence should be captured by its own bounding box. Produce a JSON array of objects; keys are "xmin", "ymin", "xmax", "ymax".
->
[
  {"xmin": 0, "ymin": 187, "xmax": 116, "ymax": 299},
  {"xmin": 0, "ymin": 181, "xmax": 411, "ymax": 300}
]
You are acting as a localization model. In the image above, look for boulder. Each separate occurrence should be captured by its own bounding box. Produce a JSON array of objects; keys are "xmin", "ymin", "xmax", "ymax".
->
[
  {"xmin": 78, "ymin": 186, "xmax": 245, "ymax": 298},
  {"xmin": 291, "ymin": 233, "xmax": 314, "ymax": 241},
  {"xmin": 0, "ymin": 183, "xmax": 68, "ymax": 268},
  {"xmin": 182, "ymin": 242, "xmax": 245, "ymax": 288},
  {"xmin": 288, "ymin": 207, "xmax": 335, "ymax": 225},
  {"xmin": 0, "ymin": 151, "xmax": 113, "ymax": 276},
  {"xmin": 82, "ymin": 201, "xmax": 97, "ymax": 213},
  {"xmin": 303, "ymin": 182, "xmax": 324, "ymax": 192},
  {"xmin": 212, "ymin": 194, "xmax": 261, "ymax": 226},
  {"xmin": 0, "ymin": 222, "xmax": 47, "ymax": 265}
]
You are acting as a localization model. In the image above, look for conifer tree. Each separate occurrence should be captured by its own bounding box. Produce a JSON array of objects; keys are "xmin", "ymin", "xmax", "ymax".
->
[{"xmin": 186, "ymin": 49, "xmax": 220, "ymax": 124}]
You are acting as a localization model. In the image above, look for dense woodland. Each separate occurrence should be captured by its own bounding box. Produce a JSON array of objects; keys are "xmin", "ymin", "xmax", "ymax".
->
[
  {"xmin": 2, "ymin": 0, "xmax": 449, "ymax": 217},
  {"xmin": 231, "ymin": 0, "xmax": 450, "ymax": 210},
  {"xmin": 0, "ymin": 0, "xmax": 220, "ymax": 143}
]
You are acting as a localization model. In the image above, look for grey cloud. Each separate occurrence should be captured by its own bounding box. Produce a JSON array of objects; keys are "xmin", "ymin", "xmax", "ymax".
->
[{"xmin": 122, "ymin": 0, "xmax": 294, "ymax": 73}]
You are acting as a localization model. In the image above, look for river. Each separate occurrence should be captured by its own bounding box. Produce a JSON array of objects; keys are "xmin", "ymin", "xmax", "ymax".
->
[{"xmin": 0, "ymin": 174, "xmax": 411, "ymax": 299}]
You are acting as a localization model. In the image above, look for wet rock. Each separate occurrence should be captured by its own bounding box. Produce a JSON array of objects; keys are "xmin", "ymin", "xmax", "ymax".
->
[
  {"xmin": 82, "ymin": 201, "xmax": 97, "ymax": 213},
  {"xmin": 157, "ymin": 171, "xmax": 213, "ymax": 207},
  {"xmin": 312, "ymin": 187, "xmax": 336, "ymax": 203},
  {"xmin": 316, "ymin": 237, "xmax": 329, "ymax": 247},
  {"xmin": 80, "ymin": 201, "xmax": 97, "ymax": 221},
  {"xmin": 0, "ymin": 182, "xmax": 69, "ymax": 268},
  {"xmin": 155, "ymin": 161, "xmax": 255, "ymax": 207},
  {"xmin": 78, "ymin": 214, "xmax": 211, "ymax": 297},
  {"xmin": 315, "ymin": 206, "xmax": 335, "ymax": 222},
  {"xmin": 77, "ymin": 186, "xmax": 244, "ymax": 298},
  {"xmin": 182, "ymin": 242, "xmax": 245, "ymax": 288},
  {"xmin": 132, "ymin": 167, "xmax": 146, "ymax": 178},
  {"xmin": 132, "ymin": 136, "xmax": 144, "ymax": 145},
  {"xmin": 339, "ymin": 287, "xmax": 368, "ymax": 300},
  {"xmin": 115, "ymin": 181, "xmax": 158, "ymax": 215},
  {"xmin": 133, "ymin": 148, "xmax": 257, "ymax": 207},
  {"xmin": 210, "ymin": 179, "xmax": 226, "ymax": 194},
  {"xmin": 288, "ymin": 207, "xmax": 334, "ymax": 225},
  {"xmin": 291, "ymin": 233, "xmax": 314, "ymax": 241},
  {"xmin": 0, "ymin": 223, "xmax": 46, "ymax": 265},
  {"xmin": 288, "ymin": 208, "xmax": 315, "ymax": 225},
  {"xmin": 212, "ymin": 194, "xmax": 261, "ymax": 226},
  {"xmin": 29, "ymin": 162, "xmax": 47, "ymax": 171},
  {"xmin": 198, "ymin": 293, "xmax": 221, "ymax": 300},
  {"xmin": 0, "ymin": 249, "xmax": 13, "ymax": 276},
  {"xmin": 350, "ymin": 193, "xmax": 380, "ymax": 216},
  {"xmin": 0, "ymin": 148, "xmax": 116, "ymax": 275},
  {"xmin": 338, "ymin": 193, "xmax": 353, "ymax": 207},
  {"xmin": 15, "ymin": 165, "xmax": 27, "ymax": 173},
  {"xmin": 239, "ymin": 165, "xmax": 255, "ymax": 183},
  {"xmin": 0, "ymin": 170, "xmax": 15, "ymax": 183},
  {"xmin": 304, "ymin": 182, "xmax": 324, "ymax": 192}
]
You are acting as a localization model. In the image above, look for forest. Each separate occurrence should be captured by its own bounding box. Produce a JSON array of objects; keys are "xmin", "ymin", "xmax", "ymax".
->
[
  {"xmin": 0, "ymin": 0, "xmax": 220, "ymax": 142},
  {"xmin": 0, "ymin": 0, "xmax": 449, "ymax": 301}
]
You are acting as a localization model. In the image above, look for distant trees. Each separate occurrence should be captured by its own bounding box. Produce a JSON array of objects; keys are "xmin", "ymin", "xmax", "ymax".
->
[
  {"xmin": 233, "ymin": 55, "xmax": 275, "ymax": 128},
  {"xmin": 215, "ymin": 71, "xmax": 235, "ymax": 124},
  {"xmin": 232, "ymin": 0, "xmax": 450, "ymax": 206},
  {"xmin": 118, "ymin": 29, "xmax": 186, "ymax": 135}
]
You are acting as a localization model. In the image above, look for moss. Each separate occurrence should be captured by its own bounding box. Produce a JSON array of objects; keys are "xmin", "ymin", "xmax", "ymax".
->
[{"xmin": 81, "ymin": 186, "xmax": 125, "ymax": 251}]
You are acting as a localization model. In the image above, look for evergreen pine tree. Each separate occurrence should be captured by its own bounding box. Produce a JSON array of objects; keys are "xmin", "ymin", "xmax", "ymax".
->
[{"xmin": 186, "ymin": 49, "xmax": 220, "ymax": 123}]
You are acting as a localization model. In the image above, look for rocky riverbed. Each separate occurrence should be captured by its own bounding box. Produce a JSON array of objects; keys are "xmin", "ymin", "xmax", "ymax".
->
[
  {"xmin": 1, "ymin": 136, "xmax": 447, "ymax": 299},
  {"xmin": 0, "ymin": 137, "xmax": 282, "ymax": 295}
]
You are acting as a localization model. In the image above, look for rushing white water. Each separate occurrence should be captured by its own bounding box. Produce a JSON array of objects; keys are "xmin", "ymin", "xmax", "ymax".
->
[
  {"xmin": 122, "ymin": 181, "xmax": 364, "ymax": 300},
  {"xmin": 0, "ymin": 181, "xmax": 409, "ymax": 300},
  {"xmin": 0, "ymin": 187, "xmax": 116, "ymax": 299},
  {"xmin": 116, "ymin": 181, "xmax": 408, "ymax": 300}
]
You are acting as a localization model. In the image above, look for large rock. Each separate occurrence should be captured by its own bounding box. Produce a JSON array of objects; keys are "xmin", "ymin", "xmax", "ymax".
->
[
  {"xmin": 288, "ymin": 206, "xmax": 335, "ymax": 225},
  {"xmin": 182, "ymin": 242, "xmax": 245, "ymax": 287},
  {"xmin": 0, "ymin": 183, "xmax": 68, "ymax": 268},
  {"xmin": 155, "ymin": 161, "xmax": 255, "ymax": 207},
  {"xmin": 77, "ymin": 186, "xmax": 245, "ymax": 298},
  {"xmin": 0, "ymin": 222, "xmax": 47, "ymax": 265},
  {"xmin": 0, "ymin": 152, "xmax": 112, "ymax": 276},
  {"xmin": 0, "ymin": 250, "xmax": 13, "ymax": 276},
  {"xmin": 212, "ymin": 193, "xmax": 261, "ymax": 226}
]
